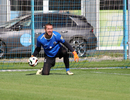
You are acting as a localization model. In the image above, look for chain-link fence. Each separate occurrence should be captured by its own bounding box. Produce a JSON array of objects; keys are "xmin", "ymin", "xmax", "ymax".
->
[{"xmin": 0, "ymin": 0, "xmax": 129, "ymax": 70}]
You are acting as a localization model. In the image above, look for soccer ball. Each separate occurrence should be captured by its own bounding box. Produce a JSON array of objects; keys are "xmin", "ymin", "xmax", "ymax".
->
[{"xmin": 28, "ymin": 57, "xmax": 38, "ymax": 67}]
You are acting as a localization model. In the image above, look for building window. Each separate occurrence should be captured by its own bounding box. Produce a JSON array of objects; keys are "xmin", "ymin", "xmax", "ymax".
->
[
  {"xmin": 10, "ymin": 0, "xmax": 43, "ymax": 11},
  {"xmin": 49, "ymin": 0, "xmax": 81, "ymax": 10},
  {"xmin": 100, "ymin": 0, "xmax": 128, "ymax": 10}
]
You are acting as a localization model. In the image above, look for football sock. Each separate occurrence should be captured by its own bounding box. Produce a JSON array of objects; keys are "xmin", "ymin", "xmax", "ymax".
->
[{"xmin": 66, "ymin": 68, "xmax": 70, "ymax": 72}]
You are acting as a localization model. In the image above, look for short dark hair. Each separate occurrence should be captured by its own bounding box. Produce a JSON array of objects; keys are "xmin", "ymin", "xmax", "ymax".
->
[{"xmin": 44, "ymin": 23, "xmax": 53, "ymax": 29}]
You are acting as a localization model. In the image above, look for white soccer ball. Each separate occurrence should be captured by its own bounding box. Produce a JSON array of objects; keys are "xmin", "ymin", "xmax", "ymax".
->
[{"xmin": 28, "ymin": 57, "xmax": 38, "ymax": 67}]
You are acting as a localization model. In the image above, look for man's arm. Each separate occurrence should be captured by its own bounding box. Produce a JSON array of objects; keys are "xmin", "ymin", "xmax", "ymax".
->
[
  {"xmin": 62, "ymin": 41, "xmax": 79, "ymax": 62},
  {"xmin": 32, "ymin": 47, "xmax": 41, "ymax": 57},
  {"xmin": 62, "ymin": 41, "xmax": 74, "ymax": 52}
]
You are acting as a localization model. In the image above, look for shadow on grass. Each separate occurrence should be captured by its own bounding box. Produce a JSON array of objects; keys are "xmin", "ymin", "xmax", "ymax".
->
[
  {"xmin": 50, "ymin": 73, "xmax": 66, "ymax": 75},
  {"xmin": 26, "ymin": 73, "xmax": 66, "ymax": 75},
  {"xmin": 26, "ymin": 73, "xmax": 36, "ymax": 75}
]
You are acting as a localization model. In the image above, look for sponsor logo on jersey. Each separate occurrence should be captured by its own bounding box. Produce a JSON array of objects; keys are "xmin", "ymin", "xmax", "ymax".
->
[
  {"xmin": 61, "ymin": 36, "xmax": 64, "ymax": 40},
  {"xmin": 50, "ymin": 46, "xmax": 52, "ymax": 49}
]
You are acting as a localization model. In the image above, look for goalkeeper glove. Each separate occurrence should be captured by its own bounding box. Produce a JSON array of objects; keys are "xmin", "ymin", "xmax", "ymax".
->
[
  {"xmin": 31, "ymin": 55, "xmax": 34, "ymax": 57},
  {"xmin": 27, "ymin": 55, "xmax": 34, "ymax": 62},
  {"xmin": 72, "ymin": 51, "xmax": 79, "ymax": 62}
]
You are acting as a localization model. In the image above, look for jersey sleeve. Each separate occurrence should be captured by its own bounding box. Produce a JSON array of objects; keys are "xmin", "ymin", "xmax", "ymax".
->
[
  {"xmin": 57, "ymin": 32, "xmax": 65, "ymax": 43},
  {"xmin": 37, "ymin": 38, "xmax": 41, "ymax": 47}
]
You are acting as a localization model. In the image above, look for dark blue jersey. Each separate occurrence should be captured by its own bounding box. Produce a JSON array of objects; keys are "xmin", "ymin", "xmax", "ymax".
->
[{"xmin": 37, "ymin": 31, "xmax": 65, "ymax": 57}]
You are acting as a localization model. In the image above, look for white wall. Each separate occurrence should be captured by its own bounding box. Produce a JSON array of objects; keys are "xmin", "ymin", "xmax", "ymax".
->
[{"xmin": 0, "ymin": 0, "xmax": 7, "ymax": 25}]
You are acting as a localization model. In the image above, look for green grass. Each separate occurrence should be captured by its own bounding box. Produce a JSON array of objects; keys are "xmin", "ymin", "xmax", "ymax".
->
[
  {"xmin": 0, "ymin": 59, "xmax": 130, "ymax": 70},
  {"xmin": 0, "ymin": 69, "xmax": 130, "ymax": 100},
  {"xmin": 87, "ymin": 52, "xmax": 123, "ymax": 58}
]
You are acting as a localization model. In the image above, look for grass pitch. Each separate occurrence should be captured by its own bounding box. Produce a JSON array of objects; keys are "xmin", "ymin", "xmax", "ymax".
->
[{"xmin": 0, "ymin": 69, "xmax": 130, "ymax": 100}]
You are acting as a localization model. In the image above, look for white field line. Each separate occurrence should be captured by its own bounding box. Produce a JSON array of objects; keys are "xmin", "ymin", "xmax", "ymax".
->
[
  {"xmin": 91, "ymin": 71, "xmax": 130, "ymax": 76},
  {"xmin": 0, "ymin": 69, "xmax": 38, "ymax": 72},
  {"xmin": 0, "ymin": 67, "xmax": 129, "ymax": 72}
]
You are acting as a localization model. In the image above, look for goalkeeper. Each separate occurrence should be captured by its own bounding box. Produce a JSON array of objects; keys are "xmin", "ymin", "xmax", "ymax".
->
[{"xmin": 32, "ymin": 23, "xmax": 79, "ymax": 75}]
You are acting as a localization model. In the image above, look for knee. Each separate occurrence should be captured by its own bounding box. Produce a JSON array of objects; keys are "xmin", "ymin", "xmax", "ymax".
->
[
  {"xmin": 42, "ymin": 72, "xmax": 49, "ymax": 75},
  {"xmin": 62, "ymin": 49, "xmax": 68, "ymax": 55},
  {"xmin": 42, "ymin": 68, "xmax": 50, "ymax": 75}
]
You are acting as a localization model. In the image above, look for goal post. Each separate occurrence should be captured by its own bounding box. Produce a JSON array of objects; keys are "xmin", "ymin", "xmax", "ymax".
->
[
  {"xmin": 31, "ymin": 0, "xmax": 35, "ymax": 55},
  {"xmin": 128, "ymin": 0, "xmax": 130, "ymax": 59},
  {"xmin": 123, "ymin": 0, "xmax": 127, "ymax": 60}
]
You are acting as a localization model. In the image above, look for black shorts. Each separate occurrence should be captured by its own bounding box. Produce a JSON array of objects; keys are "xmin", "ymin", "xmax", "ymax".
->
[
  {"xmin": 42, "ymin": 46, "xmax": 69, "ymax": 75},
  {"xmin": 44, "ymin": 46, "xmax": 68, "ymax": 59}
]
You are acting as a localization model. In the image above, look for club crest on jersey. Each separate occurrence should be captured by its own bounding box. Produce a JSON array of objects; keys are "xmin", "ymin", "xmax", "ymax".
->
[{"xmin": 53, "ymin": 41, "xmax": 57, "ymax": 45}]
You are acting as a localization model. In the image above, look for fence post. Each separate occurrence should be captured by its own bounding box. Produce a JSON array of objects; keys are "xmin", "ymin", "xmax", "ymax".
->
[
  {"xmin": 128, "ymin": 0, "xmax": 130, "ymax": 59},
  {"xmin": 123, "ymin": 0, "xmax": 127, "ymax": 60},
  {"xmin": 31, "ymin": 0, "xmax": 35, "ymax": 55}
]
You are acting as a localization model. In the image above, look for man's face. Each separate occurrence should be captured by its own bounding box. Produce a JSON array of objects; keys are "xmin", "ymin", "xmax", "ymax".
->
[{"xmin": 45, "ymin": 25, "xmax": 53, "ymax": 36}]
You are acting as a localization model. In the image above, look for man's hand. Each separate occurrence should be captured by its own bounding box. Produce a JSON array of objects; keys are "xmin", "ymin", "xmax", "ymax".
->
[
  {"xmin": 72, "ymin": 51, "xmax": 79, "ymax": 62},
  {"xmin": 27, "ymin": 55, "xmax": 34, "ymax": 62}
]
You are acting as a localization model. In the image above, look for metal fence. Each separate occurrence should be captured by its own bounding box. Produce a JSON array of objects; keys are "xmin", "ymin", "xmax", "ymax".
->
[{"xmin": 0, "ymin": 0, "xmax": 129, "ymax": 70}]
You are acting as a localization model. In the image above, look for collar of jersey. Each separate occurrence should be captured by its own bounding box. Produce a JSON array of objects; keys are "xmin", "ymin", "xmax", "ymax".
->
[{"xmin": 40, "ymin": 33, "xmax": 54, "ymax": 40}]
